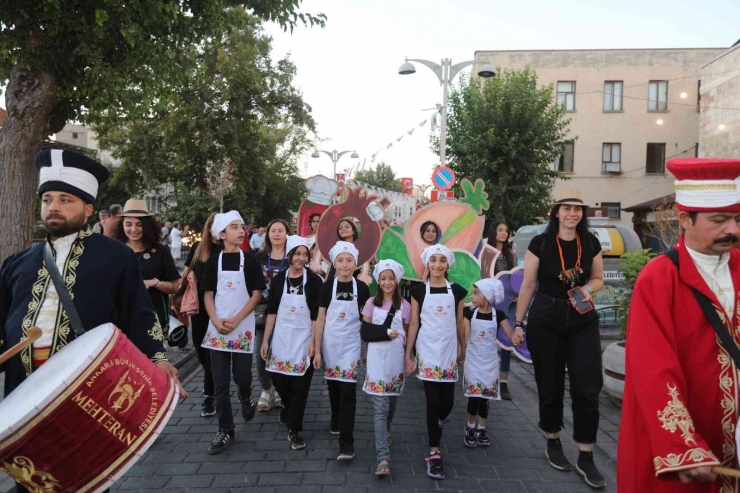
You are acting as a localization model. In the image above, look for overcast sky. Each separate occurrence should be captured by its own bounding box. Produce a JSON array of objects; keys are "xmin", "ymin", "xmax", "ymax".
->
[
  {"xmin": 264, "ymin": 0, "xmax": 739, "ymax": 187},
  {"xmin": 2, "ymin": 1, "xmax": 737, "ymax": 189}
]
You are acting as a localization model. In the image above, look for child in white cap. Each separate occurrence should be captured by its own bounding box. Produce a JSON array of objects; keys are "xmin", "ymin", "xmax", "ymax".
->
[
  {"xmin": 313, "ymin": 241, "xmax": 371, "ymax": 461},
  {"xmin": 201, "ymin": 211, "xmax": 266, "ymax": 455},
  {"xmin": 360, "ymin": 259, "xmax": 411, "ymax": 476},
  {"xmin": 462, "ymin": 278, "xmax": 517, "ymax": 448},
  {"xmin": 405, "ymin": 244, "xmax": 468, "ymax": 480}
]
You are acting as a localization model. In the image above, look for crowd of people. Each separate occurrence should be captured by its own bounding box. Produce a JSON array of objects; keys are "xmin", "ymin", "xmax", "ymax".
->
[{"xmin": 10, "ymin": 149, "xmax": 740, "ymax": 492}]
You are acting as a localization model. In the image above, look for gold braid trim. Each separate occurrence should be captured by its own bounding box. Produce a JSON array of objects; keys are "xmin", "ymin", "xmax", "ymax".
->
[
  {"xmin": 657, "ymin": 383, "xmax": 697, "ymax": 446},
  {"xmin": 653, "ymin": 448, "xmax": 719, "ymax": 474},
  {"xmin": 50, "ymin": 240, "xmax": 85, "ymax": 355},
  {"xmin": 713, "ymin": 301, "xmax": 739, "ymax": 493},
  {"xmin": 151, "ymin": 352, "xmax": 168, "ymax": 364},
  {"xmin": 148, "ymin": 313, "xmax": 165, "ymax": 342},
  {"xmin": 20, "ymin": 268, "xmax": 51, "ymax": 376}
]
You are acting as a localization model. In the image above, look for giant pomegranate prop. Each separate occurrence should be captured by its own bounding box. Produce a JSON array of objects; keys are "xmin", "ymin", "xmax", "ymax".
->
[{"xmin": 316, "ymin": 187, "xmax": 382, "ymax": 266}]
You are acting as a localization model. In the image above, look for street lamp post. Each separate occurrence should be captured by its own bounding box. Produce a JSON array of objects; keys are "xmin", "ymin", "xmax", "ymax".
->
[
  {"xmin": 311, "ymin": 149, "xmax": 359, "ymax": 180},
  {"xmin": 399, "ymin": 58, "xmax": 496, "ymax": 166}
]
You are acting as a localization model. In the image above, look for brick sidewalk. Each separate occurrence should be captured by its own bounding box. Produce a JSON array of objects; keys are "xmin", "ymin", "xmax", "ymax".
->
[{"xmin": 1, "ymin": 360, "xmax": 619, "ymax": 492}]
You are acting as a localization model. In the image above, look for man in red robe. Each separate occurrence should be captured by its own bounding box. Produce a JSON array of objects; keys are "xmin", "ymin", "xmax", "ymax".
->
[{"xmin": 619, "ymin": 158, "xmax": 740, "ymax": 492}]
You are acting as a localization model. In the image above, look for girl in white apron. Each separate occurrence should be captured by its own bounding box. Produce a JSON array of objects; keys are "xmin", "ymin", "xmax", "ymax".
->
[
  {"xmin": 260, "ymin": 236, "xmax": 323, "ymax": 450},
  {"xmin": 405, "ymin": 244, "xmax": 468, "ymax": 480},
  {"xmin": 313, "ymin": 241, "xmax": 371, "ymax": 461},
  {"xmin": 201, "ymin": 211, "xmax": 266, "ymax": 455},
  {"xmin": 360, "ymin": 259, "xmax": 411, "ymax": 476},
  {"xmin": 462, "ymin": 279, "xmax": 514, "ymax": 448}
]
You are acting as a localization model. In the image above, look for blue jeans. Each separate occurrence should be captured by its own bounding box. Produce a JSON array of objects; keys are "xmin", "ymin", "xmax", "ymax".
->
[
  {"xmin": 372, "ymin": 395, "xmax": 397, "ymax": 462},
  {"xmin": 500, "ymin": 347, "xmax": 511, "ymax": 375}
]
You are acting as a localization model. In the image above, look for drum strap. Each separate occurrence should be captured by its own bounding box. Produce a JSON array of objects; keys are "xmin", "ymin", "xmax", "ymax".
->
[{"xmin": 43, "ymin": 242, "xmax": 86, "ymax": 337}]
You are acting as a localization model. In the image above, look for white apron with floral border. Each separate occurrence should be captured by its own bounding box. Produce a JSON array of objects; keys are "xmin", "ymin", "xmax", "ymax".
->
[
  {"xmin": 463, "ymin": 308, "xmax": 500, "ymax": 400},
  {"xmin": 201, "ymin": 251, "xmax": 255, "ymax": 353},
  {"xmin": 363, "ymin": 305, "xmax": 406, "ymax": 396},
  {"xmin": 416, "ymin": 281, "xmax": 458, "ymax": 382},
  {"xmin": 266, "ymin": 269, "xmax": 312, "ymax": 376},
  {"xmin": 321, "ymin": 278, "xmax": 362, "ymax": 382}
]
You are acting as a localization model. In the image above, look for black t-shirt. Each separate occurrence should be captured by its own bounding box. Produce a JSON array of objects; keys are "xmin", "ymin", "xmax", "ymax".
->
[
  {"xmin": 463, "ymin": 306, "xmax": 508, "ymax": 323},
  {"xmin": 267, "ymin": 269, "xmax": 324, "ymax": 321},
  {"xmin": 202, "ymin": 251, "xmax": 267, "ymax": 297},
  {"xmin": 527, "ymin": 232, "xmax": 602, "ymax": 299},
  {"xmin": 135, "ymin": 245, "xmax": 180, "ymax": 328},
  {"xmin": 318, "ymin": 279, "xmax": 371, "ymax": 321},
  {"xmin": 256, "ymin": 252, "xmax": 289, "ymax": 304},
  {"xmin": 409, "ymin": 282, "xmax": 468, "ymax": 310}
]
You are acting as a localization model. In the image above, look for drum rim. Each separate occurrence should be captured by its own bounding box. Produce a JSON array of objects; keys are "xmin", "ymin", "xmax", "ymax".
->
[{"xmin": 0, "ymin": 324, "xmax": 116, "ymax": 444}]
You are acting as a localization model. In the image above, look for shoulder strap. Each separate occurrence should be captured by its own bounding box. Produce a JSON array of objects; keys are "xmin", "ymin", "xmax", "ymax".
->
[
  {"xmin": 382, "ymin": 307, "xmax": 397, "ymax": 328},
  {"xmin": 43, "ymin": 242, "xmax": 86, "ymax": 337},
  {"xmin": 665, "ymin": 248, "xmax": 740, "ymax": 368}
]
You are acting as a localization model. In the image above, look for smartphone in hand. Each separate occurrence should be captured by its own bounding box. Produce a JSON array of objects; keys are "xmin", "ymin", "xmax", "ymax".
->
[{"xmin": 567, "ymin": 286, "xmax": 594, "ymax": 314}]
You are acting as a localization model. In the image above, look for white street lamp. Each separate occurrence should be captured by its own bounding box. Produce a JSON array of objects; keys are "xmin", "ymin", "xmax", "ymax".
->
[
  {"xmin": 312, "ymin": 149, "xmax": 359, "ymax": 180},
  {"xmin": 399, "ymin": 57, "xmax": 496, "ymax": 166}
]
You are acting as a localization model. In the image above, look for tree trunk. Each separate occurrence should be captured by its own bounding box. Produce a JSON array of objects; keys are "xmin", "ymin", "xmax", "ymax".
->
[{"xmin": 0, "ymin": 65, "xmax": 58, "ymax": 263}]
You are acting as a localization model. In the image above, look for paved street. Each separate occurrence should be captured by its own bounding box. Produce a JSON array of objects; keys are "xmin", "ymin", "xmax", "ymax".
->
[{"xmin": 2, "ymin": 358, "xmax": 619, "ymax": 492}]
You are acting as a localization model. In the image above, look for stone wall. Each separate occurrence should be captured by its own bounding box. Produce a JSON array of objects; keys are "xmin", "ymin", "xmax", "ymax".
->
[{"xmin": 700, "ymin": 44, "xmax": 740, "ymax": 158}]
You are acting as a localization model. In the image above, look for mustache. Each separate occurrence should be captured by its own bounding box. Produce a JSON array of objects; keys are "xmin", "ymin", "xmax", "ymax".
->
[
  {"xmin": 714, "ymin": 235, "xmax": 739, "ymax": 244},
  {"xmin": 45, "ymin": 214, "xmax": 66, "ymax": 221}
]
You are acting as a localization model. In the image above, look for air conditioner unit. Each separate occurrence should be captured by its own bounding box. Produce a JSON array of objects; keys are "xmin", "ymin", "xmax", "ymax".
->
[{"xmin": 604, "ymin": 162, "xmax": 621, "ymax": 174}]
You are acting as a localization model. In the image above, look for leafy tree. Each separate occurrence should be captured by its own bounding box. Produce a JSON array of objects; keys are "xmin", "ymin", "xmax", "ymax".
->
[
  {"xmin": 0, "ymin": 1, "xmax": 324, "ymax": 261},
  {"xmin": 92, "ymin": 11, "xmax": 313, "ymax": 230},
  {"xmin": 436, "ymin": 68, "xmax": 573, "ymax": 230},
  {"xmin": 353, "ymin": 162, "xmax": 403, "ymax": 192}
]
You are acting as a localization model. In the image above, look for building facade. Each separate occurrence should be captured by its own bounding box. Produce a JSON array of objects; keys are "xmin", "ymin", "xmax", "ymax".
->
[
  {"xmin": 699, "ymin": 42, "xmax": 740, "ymax": 158},
  {"xmin": 474, "ymin": 48, "xmax": 726, "ymax": 225}
]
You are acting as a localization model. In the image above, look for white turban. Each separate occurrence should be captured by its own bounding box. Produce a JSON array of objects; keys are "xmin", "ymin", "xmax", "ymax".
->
[
  {"xmin": 211, "ymin": 210, "xmax": 244, "ymax": 237},
  {"xmin": 373, "ymin": 259, "xmax": 405, "ymax": 283},
  {"xmin": 475, "ymin": 278, "xmax": 505, "ymax": 306},
  {"xmin": 286, "ymin": 235, "xmax": 312, "ymax": 254},
  {"xmin": 329, "ymin": 241, "xmax": 359, "ymax": 264},
  {"xmin": 421, "ymin": 244, "xmax": 455, "ymax": 267}
]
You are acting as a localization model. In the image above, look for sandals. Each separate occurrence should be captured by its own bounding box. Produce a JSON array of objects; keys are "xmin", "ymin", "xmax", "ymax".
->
[
  {"xmin": 257, "ymin": 390, "xmax": 273, "ymax": 412},
  {"xmin": 375, "ymin": 460, "xmax": 391, "ymax": 476}
]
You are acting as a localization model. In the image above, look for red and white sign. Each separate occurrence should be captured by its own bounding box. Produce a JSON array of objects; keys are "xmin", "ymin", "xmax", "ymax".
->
[
  {"xmin": 431, "ymin": 166, "xmax": 456, "ymax": 191},
  {"xmin": 431, "ymin": 190, "xmax": 455, "ymax": 202},
  {"xmin": 335, "ymin": 173, "xmax": 346, "ymax": 197},
  {"xmin": 401, "ymin": 177, "xmax": 414, "ymax": 195}
]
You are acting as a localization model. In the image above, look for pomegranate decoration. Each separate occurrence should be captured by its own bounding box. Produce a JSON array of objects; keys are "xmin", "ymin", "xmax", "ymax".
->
[{"xmin": 316, "ymin": 186, "xmax": 382, "ymax": 266}]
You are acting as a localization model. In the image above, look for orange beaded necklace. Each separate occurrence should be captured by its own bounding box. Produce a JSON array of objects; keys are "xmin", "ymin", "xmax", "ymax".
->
[{"xmin": 556, "ymin": 234, "xmax": 584, "ymax": 287}]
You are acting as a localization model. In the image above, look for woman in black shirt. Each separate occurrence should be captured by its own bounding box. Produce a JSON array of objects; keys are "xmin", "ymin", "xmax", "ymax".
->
[
  {"xmin": 114, "ymin": 200, "xmax": 180, "ymax": 341},
  {"xmin": 182, "ymin": 213, "xmax": 221, "ymax": 417},
  {"xmin": 514, "ymin": 189, "xmax": 605, "ymax": 489}
]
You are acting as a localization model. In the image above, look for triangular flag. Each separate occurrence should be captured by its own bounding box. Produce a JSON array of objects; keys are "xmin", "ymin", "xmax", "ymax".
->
[
  {"xmin": 419, "ymin": 120, "xmax": 427, "ymax": 127},
  {"xmin": 407, "ymin": 128, "xmax": 415, "ymax": 136},
  {"xmin": 387, "ymin": 143, "xmax": 393, "ymax": 149},
  {"xmin": 397, "ymin": 136, "xmax": 403, "ymax": 143}
]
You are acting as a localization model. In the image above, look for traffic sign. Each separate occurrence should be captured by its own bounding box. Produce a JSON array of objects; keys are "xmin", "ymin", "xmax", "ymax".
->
[
  {"xmin": 431, "ymin": 190, "xmax": 455, "ymax": 202},
  {"xmin": 431, "ymin": 166, "xmax": 456, "ymax": 191}
]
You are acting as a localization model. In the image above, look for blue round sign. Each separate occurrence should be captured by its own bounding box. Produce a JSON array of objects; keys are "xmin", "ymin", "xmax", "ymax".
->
[{"xmin": 432, "ymin": 166, "xmax": 456, "ymax": 191}]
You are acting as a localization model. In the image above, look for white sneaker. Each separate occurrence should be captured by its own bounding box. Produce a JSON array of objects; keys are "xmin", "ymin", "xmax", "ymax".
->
[{"xmin": 257, "ymin": 390, "xmax": 273, "ymax": 412}]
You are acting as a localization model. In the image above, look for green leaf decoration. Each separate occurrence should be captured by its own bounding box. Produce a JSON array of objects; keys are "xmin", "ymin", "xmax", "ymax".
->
[
  {"xmin": 448, "ymin": 251, "xmax": 481, "ymax": 302},
  {"xmin": 390, "ymin": 225, "xmax": 404, "ymax": 235},
  {"xmin": 376, "ymin": 229, "xmax": 415, "ymax": 277},
  {"xmin": 459, "ymin": 178, "xmax": 490, "ymax": 215},
  {"xmin": 440, "ymin": 211, "xmax": 477, "ymax": 245}
]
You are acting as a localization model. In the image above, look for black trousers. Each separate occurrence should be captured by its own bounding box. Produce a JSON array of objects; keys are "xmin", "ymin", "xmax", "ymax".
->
[
  {"xmin": 327, "ymin": 379, "xmax": 356, "ymax": 447},
  {"xmin": 467, "ymin": 397, "xmax": 489, "ymax": 418},
  {"xmin": 527, "ymin": 292, "xmax": 603, "ymax": 444},
  {"xmin": 192, "ymin": 311, "xmax": 214, "ymax": 396},
  {"xmin": 210, "ymin": 351, "xmax": 253, "ymax": 431},
  {"xmin": 272, "ymin": 365, "xmax": 314, "ymax": 432},
  {"xmin": 423, "ymin": 380, "xmax": 455, "ymax": 447}
]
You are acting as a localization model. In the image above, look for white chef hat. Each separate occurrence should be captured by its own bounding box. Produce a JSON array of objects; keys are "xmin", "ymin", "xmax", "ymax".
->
[
  {"xmin": 211, "ymin": 210, "xmax": 244, "ymax": 237},
  {"xmin": 286, "ymin": 235, "xmax": 312, "ymax": 254},
  {"xmin": 474, "ymin": 278, "xmax": 505, "ymax": 306},
  {"xmin": 328, "ymin": 241, "xmax": 359, "ymax": 264},
  {"xmin": 421, "ymin": 244, "xmax": 455, "ymax": 266},
  {"xmin": 373, "ymin": 259, "xmax": 405, "ymax": 283},
  {"xmin": 305, "ymin": 175, "xmax": 339, "ymax": 206}
]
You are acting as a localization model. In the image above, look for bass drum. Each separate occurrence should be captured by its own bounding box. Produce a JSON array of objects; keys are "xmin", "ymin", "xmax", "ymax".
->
[{"xmin": 0, "ymin": 323, "xmax": 178, "ymax": 493}]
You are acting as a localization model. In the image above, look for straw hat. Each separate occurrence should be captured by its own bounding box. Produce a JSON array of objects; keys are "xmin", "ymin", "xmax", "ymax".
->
[
  {"xmin": 121, "ymin": 199, "xmax": 152, "ymax": 217},
  {"xmin": 551, "ymin": 189, "xmax": 586, "ymax": 207}
]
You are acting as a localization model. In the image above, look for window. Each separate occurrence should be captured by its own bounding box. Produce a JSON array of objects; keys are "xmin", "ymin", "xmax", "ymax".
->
[
  {"xmin": 648, "ymin": 81, "xmax": 668, "ymax": 111},
  {"xmin": 603, "ymin": 81, "xmax": 623, "ymax": 111},
  {"xmin": 602, "ymin": 143, "xmax": 621, "ymax": 173},
  {"xmin": 557, "ymin": 81, "xmax": 576, "ymax": 111},
  {"xmin": 555, "ymin": 143, "xmax": 575, "ymax": 172},
  {"xmin": 72, "ymin": 132, "xmax": 79, "ymax": 139},
  {"xmin": 602, "ymin": 202, "xmax": 622, "ymax": 219},
  {"xmin": 646, "ymin": 143, "xmax": 666, "ymax": 173}
]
